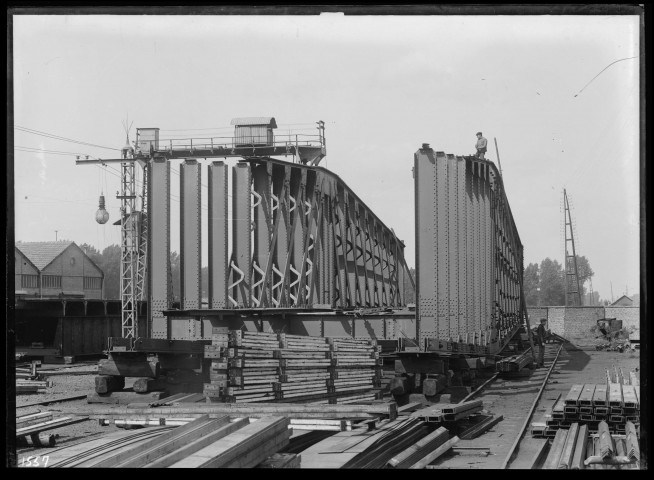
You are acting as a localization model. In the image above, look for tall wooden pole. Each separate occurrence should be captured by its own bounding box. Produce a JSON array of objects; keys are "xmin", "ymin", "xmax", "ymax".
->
[{"xmin": 494, "ymin": 137, "xmax": 503, "ymax": 177}]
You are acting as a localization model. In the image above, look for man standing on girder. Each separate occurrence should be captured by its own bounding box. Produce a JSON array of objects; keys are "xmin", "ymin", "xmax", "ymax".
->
[
  {"xmin": 534, "ymin": 318, "xmax": 548, "ymax": 367},
  {"xmin": 475, "ymin": 131, "xmax": 487, "ymax": 159}
]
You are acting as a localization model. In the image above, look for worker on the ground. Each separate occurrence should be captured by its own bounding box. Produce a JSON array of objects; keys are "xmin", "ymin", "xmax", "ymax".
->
[
  {"xmin": 475, "ymin": 132, "xmax": 487, "ymax": 159},
  {"xmin": 535, "ymin": 318, "xmax": 547, "ymax": 367}
]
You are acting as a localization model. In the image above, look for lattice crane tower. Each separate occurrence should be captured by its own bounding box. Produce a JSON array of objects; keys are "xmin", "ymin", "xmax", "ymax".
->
[{"xmin": 563, "ymin": 188, "xmax": 582, "ymax": 306}]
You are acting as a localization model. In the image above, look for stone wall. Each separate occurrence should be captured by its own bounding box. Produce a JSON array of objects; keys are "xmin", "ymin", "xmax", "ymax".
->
[
  {"xmin": 526, "ymin": 306, "xmax": 640, "ymax": 342},
  {"xmin": 605, "ymin": 307, "xmax": 641, "ymax": 340},
  {"xmin": 563, "ymin": 307, "xmax": 605, "ymax": 340}
]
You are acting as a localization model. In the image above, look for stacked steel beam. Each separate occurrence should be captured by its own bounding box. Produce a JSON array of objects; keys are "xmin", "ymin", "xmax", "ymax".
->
[
  {"xmin": 495, "ymin": 348, "xmax": 534, "ymax": 372},
  {"xmin": 203, "ymin": 329, "xmax": 383, "ymax": 404},
  {"xmin": 541, "ymin": 421, "xmax": 640, "ymax": 469},
  {"xmin": 409, "ymin": 400, "xmax": 484, "ymax": 424},
  {"xmin": 533, "ymin": 381, "xmax": 639, "ymax": 438}
]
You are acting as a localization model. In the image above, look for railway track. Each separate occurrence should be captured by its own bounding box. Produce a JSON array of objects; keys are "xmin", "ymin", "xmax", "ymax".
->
[{"xmin": 433, "ymin": 342, "xmax": 564, "ymax": 469}]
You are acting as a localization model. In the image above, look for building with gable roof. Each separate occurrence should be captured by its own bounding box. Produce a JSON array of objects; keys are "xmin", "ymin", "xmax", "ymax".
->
[{"xmin": 15, "ymin": 241, "xmax": 104, "ymax": 299}]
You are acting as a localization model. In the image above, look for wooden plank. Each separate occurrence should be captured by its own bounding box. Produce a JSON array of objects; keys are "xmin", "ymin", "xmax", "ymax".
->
[
  {"xmin": 144, "ymin": 418, "xmax": 250, "ymax": 468},
  {"xmin": 16, "ymin": 416, "xmax": 89, "ymax": 436},
  {"xmin": 169, "ymin": 417, "xmax": 289, "ymax": 468},
  {"xmin": 409, "ymin": 436, "xmax": 460, "ymax": 469}
]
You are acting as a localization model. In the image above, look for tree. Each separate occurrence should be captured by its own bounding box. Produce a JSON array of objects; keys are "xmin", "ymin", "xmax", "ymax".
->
[
  {"xmin": 524, "ymin": 263, "xmax": 540, "ymax": 307},
  {"xmin": 539, "ymin": 258, "xmax": 565, "ymax": 306},
  {"xmin": 574, "ymin": 255, "xmax": 594, "ymax": 297}
]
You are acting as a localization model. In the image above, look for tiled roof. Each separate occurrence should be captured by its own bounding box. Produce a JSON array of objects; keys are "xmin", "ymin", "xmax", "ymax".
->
[{"xmin": 15, "ymin": 241, "xmax": 75, "ymax": 271}]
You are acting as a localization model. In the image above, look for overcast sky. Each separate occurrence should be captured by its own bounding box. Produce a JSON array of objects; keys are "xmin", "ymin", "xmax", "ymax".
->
[{"xmin": 12, "ymin": 13, "xmax": 640, "ymax": 303}]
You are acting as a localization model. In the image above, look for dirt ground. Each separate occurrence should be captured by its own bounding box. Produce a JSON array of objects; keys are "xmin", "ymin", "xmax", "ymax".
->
[{"xmin": 14, "ymin": 362, "xmax": 139, "ymax": 462}]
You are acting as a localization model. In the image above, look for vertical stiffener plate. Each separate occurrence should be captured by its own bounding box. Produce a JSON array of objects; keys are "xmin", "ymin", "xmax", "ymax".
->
[
  {"xmin": 208, "ymin": 161, "xmax": 228, "ymax": 309},
  {"xmin": 148, "ymin": 157, "xmax": 171, "ymax": 339},
  {"xmin": 180, "ymin": 159, "xmax": 202, "ymax": 310},
  {"xmin": 231, "ymin": 162, "xmax": 252, "ymax": 307}
]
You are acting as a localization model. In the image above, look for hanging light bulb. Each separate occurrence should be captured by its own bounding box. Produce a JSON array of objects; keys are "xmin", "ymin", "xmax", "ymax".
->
[{"xmin": 95, "ymin": 194, "xmax": 110, "ymax": 224}]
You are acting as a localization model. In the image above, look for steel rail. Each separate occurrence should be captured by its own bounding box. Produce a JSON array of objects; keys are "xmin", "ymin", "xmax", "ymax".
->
[
  {"xmin": 500, "ymin": 342, "xmax": 564, "ymax": 469},
  {"xmin": 458, "ymin": 372, "xmax": 499, "ymax": 404}
]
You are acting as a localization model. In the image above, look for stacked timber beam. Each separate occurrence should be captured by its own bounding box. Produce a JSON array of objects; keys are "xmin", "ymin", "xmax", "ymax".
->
[
  {"xmin": 541, "ymin": 420, "xmax": 640, "ymax": 469},
  {"xmin": 204, "ymin": 329, "xmax": 383, "ymax": 404},
  {"xmin": 532, "ymin": 374, "xmax": 639, "ymax": 438}
]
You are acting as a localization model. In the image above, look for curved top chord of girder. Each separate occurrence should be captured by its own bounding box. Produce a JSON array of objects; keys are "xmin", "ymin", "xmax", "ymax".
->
[{"xmin": 242, "ymin": 156, "xmax": 406, "ymax": 248}]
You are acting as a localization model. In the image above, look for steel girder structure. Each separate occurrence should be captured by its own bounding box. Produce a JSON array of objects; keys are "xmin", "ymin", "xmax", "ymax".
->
[
  {"xmin": 146, "ymin": 156, "xmax": 406, "ymax": 341},
  {"xmin": 414, "ymin": 146, "xmax": 523, "ymax": 355},
  {"xmin": 207, "ymin": 158, "xmax": 406, "ymax": 311}
]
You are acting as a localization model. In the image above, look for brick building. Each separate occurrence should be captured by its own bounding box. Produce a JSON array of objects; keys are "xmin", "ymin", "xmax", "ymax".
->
[{"xmin": 15, "ymin": 241, "xmax": 104, "ymax": 299}]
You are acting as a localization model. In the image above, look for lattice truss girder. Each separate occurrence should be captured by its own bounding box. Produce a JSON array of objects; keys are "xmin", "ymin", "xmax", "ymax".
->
[
  {"xmin": 221, "ymin": 160, "xmax": 406, "ymax": 309},
  {"xmin": 414, "ymin": 149, "xmax": 524, "ymax": 347}
]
